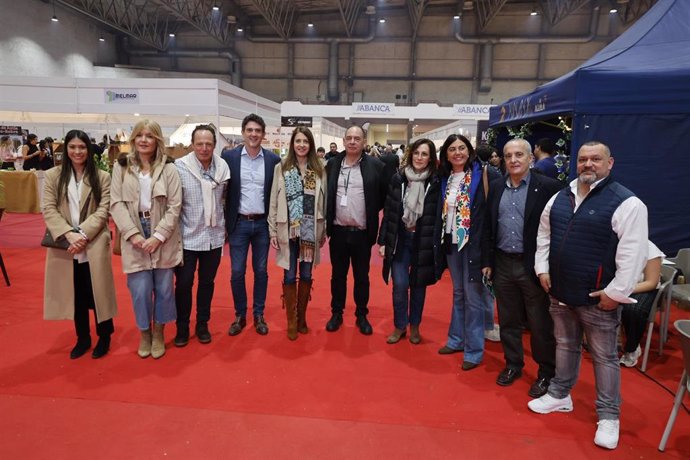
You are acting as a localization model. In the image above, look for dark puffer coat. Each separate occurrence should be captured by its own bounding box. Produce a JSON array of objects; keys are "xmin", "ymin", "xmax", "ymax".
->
[{"xmin": 377, "ymin": 171, "xmax": 444, "ymax": 287}]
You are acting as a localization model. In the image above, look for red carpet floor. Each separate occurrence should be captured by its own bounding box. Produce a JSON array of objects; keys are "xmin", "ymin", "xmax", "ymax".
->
[{"xmin": 0, "ymin": 212, "xmax": 688, "ymax": 459}]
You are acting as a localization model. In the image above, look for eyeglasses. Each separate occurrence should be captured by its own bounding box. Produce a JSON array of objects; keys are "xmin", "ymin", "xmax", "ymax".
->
[{"xmin": 202, "ymin": 172, "xmax": 220, "ymax": 185}]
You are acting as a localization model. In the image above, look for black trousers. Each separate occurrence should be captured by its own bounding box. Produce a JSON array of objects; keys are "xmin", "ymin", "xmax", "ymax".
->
[
  {"xmin": 494, "ymin": 251, "xmax": 555, "ymax": 379},
  {"xmin": 621, "ymin": 290, "xmax": 657, "ymax": 353},
  {"xmin": 73, "ymin": 260, "xmax": 114, "ymax": 339},
  {"xmin": 329, "ymin": 226, "xmax": 371, "ymax": 317},
  {"xmin": 174, "ymin": 247, "xmax": 223, "ymax": 328}
]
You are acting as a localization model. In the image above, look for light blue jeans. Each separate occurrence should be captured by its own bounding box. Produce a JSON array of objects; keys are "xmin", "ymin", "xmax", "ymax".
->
[
  {"xmin": 446, "ymin": 244, "xmax": 485, "ymax": 364},
  {"xmin": 547, "ymin": 298, "xmax": 622, "ymax": 420},
  {"xmin": 127, "ymin": 268, "xmax": 176, "ymax": 330}
]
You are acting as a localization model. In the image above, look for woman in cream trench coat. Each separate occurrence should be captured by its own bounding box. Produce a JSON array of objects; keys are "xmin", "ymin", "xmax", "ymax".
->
[
  {"xmin": 43, "ymin": 130, "xmax": 117, "ymax": 359},
  {"xmin": 268, "ymin": 126, "xmax": 327, "ymax": 340},
  {"xmin": 110, "ymin": 119, "xmax": 182, "ymax": 360}
]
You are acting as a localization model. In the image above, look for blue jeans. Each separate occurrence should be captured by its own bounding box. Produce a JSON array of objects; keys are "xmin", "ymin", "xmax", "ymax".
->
[
  {"xmin": 446, "ymin": 244, "xmax": 485, "ymax": 364},
  {"xmin": 547, "ymin": 298, "xmax": 622, "ymax": 420},
  {"xmin": 127, "ymin": 268, "xmax": 176, "ymax": 330},
  {"xmin": 284, "ymin": 239, "xmax": 313, "ymax": 285},
  {"xmin": 228, "ymin": 217, "xmax": 270, "ymax": 318},
  {"xmin": 390, "ymin": 230, "xmax": 427, "ymax": 329}
]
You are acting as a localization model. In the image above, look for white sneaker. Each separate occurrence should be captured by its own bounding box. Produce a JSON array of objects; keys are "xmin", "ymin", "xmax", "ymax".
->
[
  {"xmin": 594, "ymin": 419, "xmax": 620, "ymax": 449},
  {"xmin": 484, "ymin": 325, "xmax": 501, "ymax": 342},
  {"xmin": 619, "ymin": 345, "xmax": 641, "ymax": 368},
  {"xmin": 528, "ymin": 393, "xmax": 574, "ymax": 414}
]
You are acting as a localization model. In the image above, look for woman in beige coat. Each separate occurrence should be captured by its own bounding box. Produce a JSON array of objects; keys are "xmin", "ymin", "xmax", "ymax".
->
[
  {"xmin": 42, "ymin": 130, "xmax": 117, "ymax": 359},
  {"xmin": 268, "ymin": 126, "xmax": 327, "ymax": 340},
  {"xmin": 110, "ymin": 119, "xmax": 182, "ymax": 359}
]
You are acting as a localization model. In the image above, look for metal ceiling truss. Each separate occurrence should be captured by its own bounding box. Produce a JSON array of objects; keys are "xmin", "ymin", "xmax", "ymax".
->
[
  {"xmin": 407, "ymin": 0, "xmax": 429, "ymax": 41},
  {"xmin": 152, "ymin": 0, "xmax": 233, "ymax": 45},
  {"xmin": 247, "ymin": 0, "xmax": 297, "ymax": 40},
  {"xmin": 616, "ymin": 0, "xmax": 657, "ymax": 24},
  {"xmin": 336, "ymin": 0, "xmax": 364, "ymax": 37},
  {"xmin": 56, "ymin": 0, "xmax": 172, "ymax": 50},
  {"xmin": 539, "ymin": 0, "xmax": 591, "ymax": 25},
  {"xmin": 475, "ymin": 0, "xmax": 508, "ymax": 31}
]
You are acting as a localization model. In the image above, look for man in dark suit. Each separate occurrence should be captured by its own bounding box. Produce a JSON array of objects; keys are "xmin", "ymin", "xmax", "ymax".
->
[
  {"xmin": 482, "ymin": 138, "xmax": 563, "ymax": 398},
  {"xmin": 221, "ymin": 113, "xmax": 281, "ymax": 336},
  {"xmin": 325, "ymin": 125, "xmax": 386, "ymax": 334}
]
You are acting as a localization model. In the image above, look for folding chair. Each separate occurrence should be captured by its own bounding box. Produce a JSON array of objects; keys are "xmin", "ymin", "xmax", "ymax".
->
[
  {"xmin": 658, "ymin": 319, "xmax": 690, "ymax": 451},
  {"xmin": 640, "ymin": 265, "xmax": 676, "ymax": 372}
]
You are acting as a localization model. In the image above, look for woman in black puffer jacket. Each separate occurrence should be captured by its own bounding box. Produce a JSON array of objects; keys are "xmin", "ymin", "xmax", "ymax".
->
[{"xmin": 377, "ymin": 138, "xmax": 443, "ymax": 345}]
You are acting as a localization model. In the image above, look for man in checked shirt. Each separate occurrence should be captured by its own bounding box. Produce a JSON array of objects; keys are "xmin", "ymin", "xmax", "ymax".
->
[{"xmin": 173, "ymin": 125, "xmax": 230, "ymax": 346}]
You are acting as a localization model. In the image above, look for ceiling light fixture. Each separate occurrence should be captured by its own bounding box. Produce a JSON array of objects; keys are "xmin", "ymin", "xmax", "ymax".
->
[
  {"xmin": 530, "ymin": 8, "xmax": 538, "ymax": 16},
  {"xmin": 212, "ymin": 5, "xmax": 220, "ymax": 11},
  {"xmin": 237, "ymin": 27, "xmax": 243, "ymax": 32},
  {"xmin": 609, "ymin": 8, "xmax": 618, "ymax": 13},
  {"xmin": 307, "ymin": 23, "xmax": 314, "ymax": 27},
  {"xmin": 169, "ymin": 33, "xmax": 175, "ymax": 37},
  {"xmin": 99, "ymin": 35, "xmax": 105, "ymax": 42},
  {"xmin": 453, "ymin": 15, "xmax": 460, "ymax": 19},
  {"xmin": 379, "ymin": 18, "xmax": 386, "ymax": 24},
  {"xmin": 51, "ymin": 0, "xmax": 58, "ymax": 22}
]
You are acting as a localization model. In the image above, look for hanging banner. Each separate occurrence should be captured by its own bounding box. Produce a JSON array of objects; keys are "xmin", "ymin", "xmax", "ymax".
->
[
  {"xmin": 281, "ymin": 116, "xmax": 313, "ymax": 127},
  {"xmin": 104, "ymin": 89, "xmax": 140, "ymax": 104}
]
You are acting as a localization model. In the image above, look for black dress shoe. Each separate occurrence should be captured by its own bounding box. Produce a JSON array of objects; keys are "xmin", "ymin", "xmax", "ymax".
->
[
  {"xmin": 461, "ymin": 361, "xmax": 479, "ymax": 371},
  {"xmin": 496, "ymin": 367, "xmax": 522, "ymax": 386},
  {"xmin": 174, "ymin": 326, "xmax": 190, "ymax": 347},
  {"xmin": 356, "ymin": 316, "xmax": 373, "ymax": 335},
  {"xmin": 528, "ymin": 377, "xmax": 551, "ymax": 398},
  {"xmin": 438, "ymin": 345, "xmax": 463, "ymax": 355},
  {"xmin": 228, "ymin": 316, "xmax": 247, "ymax": 336},
  {"xmin": 70, "ymin": 339, "xmax": 91, "ymax": 359},
  {"xmin": 91, "ymin": 336, "xmax": 110, "ymax": 359},
  {"xmin": 326, "ymin": 312, "xmax": 343, "ymax": 332},
  {"xmin": 196, "ymin": 322, "xmax": 212, "ymax": 344},
  {"xmin": 254, "ymin": 315, "xmax": 269, "ymax": 335}
]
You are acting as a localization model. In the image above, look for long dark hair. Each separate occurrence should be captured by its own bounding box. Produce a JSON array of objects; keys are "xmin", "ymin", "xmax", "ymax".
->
[
  {"xmin": 438, "ymin": 134, "xmax": 476, "ymax": 177},
  {"xmin": 282, "ymin": 126, "xmax": 324, "ymax": 176},
  {"xmin": 57, "ymin": 130, "xmax": 102, "ymax": 207}
]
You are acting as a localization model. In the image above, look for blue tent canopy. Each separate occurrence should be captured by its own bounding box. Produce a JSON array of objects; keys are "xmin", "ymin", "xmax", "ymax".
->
[{"xmin": 489, "ymin": 0, "xmax": 690, "ymax": 255}]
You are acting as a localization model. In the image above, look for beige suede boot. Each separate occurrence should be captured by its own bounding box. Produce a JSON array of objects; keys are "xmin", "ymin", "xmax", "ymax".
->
[
  {"xmin": 138, "ymin": 329, "xmax": 152, "ymax": 358},
  {"xmin": 151, "ymin": 323, "xmax": 166, "ymax": 359}
]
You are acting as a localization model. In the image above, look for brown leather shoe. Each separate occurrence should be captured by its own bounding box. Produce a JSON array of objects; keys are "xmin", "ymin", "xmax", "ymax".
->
[
  {"xmin": 438, "ymin": 345, "xmax": 463, "ymax": 355},
  {"xmin": 254, "ymin": 315, "xmax": 269, "ymax": 335},
  {"xmin": 386, "ymin": 328, "xmax": 406, "ymax": 344},
  {"xmin": 409, "ymin": 325, "xmax": 421, "ymax": 344},
  {"xmin": 228, "ymin": 316, "xmax": 246, "ymax": 336}
]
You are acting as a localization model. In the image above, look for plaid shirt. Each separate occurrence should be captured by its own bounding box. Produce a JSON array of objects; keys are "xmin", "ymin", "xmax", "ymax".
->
[{"xmin": 176, "ymin": 156, "xmax": 227, "ymax": 251}]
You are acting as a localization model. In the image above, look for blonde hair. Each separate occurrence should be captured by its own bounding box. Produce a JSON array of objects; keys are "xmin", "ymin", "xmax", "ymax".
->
[{"xmin": 128, "ymin": 119, "xmax": 166, "ymax": 170}]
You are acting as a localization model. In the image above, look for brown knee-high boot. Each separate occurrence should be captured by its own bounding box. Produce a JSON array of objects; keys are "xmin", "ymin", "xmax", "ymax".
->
[
  {"xmin": 283, "ymin": 283, "xmax": 298, "ymax": 340},
  {"xmin": 297, "ymin": 279, "xmax": 312, "ymax": 334}
]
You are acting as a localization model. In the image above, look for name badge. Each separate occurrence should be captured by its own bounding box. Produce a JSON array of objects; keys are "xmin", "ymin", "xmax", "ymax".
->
[{"xmin": 340, "ymin": 195, "xmax": 348, "ymax": 206}]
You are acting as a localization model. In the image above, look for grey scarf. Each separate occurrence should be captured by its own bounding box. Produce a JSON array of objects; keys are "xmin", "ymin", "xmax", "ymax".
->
[{"xmin": 402, "ymin": 166, "xmax": 431, "ymax": 230}]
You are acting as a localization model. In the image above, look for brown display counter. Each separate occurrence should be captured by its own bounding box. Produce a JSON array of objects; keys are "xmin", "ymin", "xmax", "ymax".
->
[{"xmin": 0, "ymin": 170, "xmax": 41, "ymax": 213}]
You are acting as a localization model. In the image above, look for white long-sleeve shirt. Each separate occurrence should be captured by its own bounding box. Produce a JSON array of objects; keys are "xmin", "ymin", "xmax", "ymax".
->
[{"xmin": 535, "ymin": 177, "xmax": 648, "ymax": 304}]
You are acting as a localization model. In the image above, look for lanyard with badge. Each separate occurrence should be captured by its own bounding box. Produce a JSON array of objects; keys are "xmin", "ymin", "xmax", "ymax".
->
[{"xmin": 340, "ymin": 158, "xmax": 355, "ymax": 207}]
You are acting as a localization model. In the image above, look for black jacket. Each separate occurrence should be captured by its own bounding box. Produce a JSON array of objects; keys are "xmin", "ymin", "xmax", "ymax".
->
[
  {"xmin": 378, "ymin": 172, "xmax": 443, "ymax": 287},
  {"xmin": 482, "ymin": 172, "xmax": 564, "ymax": 284},
  {"xmin": 326, "ymin": 152, "xmax": 386, "ymax": 246}
]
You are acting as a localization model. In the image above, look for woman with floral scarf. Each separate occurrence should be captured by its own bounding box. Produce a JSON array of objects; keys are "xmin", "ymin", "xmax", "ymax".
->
[
  {"xmin": 437, "ymin": 134, "xmax": 498, "ymax": 370},
  {"xmin": 268, "ymin": 127, "xmax": 327, "ymax": 340}
]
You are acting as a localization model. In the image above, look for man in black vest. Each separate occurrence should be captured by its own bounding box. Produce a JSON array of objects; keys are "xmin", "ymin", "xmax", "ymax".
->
[
  {"xmin": 482, "ymin": 139, "xmax": 563, "ymax": 397},
  {"xmin": 325, "ymin": 125, "xmax": 386, "ymax": 334},
  {"xmin": 528, "ymin": 141, "xmax": 648, "ymax": 450}
]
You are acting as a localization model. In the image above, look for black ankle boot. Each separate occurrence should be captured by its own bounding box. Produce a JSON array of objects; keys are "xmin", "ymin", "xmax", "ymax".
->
[
  {"xmin": 91, "ymin": 335, "xmax": 110, "ymax": 359},
  {"xmin": 70, "ymin": 338, "xmax": 91, "ymax": 359}
]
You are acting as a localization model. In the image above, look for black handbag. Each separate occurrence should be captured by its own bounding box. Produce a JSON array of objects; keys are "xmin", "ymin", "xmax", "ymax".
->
[
  {"xmin": 41, "ymin": 228, "xmax": 70, "ymax": 249},
  {"xmin": 41, "ymin": 196, "xmax": 91, "ymax": 250}
]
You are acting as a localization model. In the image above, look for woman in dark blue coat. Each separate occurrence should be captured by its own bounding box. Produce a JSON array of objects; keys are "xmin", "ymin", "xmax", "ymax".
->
[
  {"xmin": 437, "ymin": 134, "xmax": 498, "ymax": 370},
  {"xmin": 377, "ymin": 138, "xmax": 443, "ymax": 345}
]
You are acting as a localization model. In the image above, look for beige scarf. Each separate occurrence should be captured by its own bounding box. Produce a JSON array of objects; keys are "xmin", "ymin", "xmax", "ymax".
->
[{"xmin": 402, "ymin": 166, "xmax": 431, "ymax": 230}]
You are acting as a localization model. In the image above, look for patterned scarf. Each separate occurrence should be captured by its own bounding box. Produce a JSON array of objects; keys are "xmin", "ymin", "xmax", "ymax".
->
[
  {"xmin": 284, "ymin": 166, "xmax": 317, "ymax": 262},
  {"xmin": 442, "ymin": 169, "xmax": 473, "ymax": 251}
]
